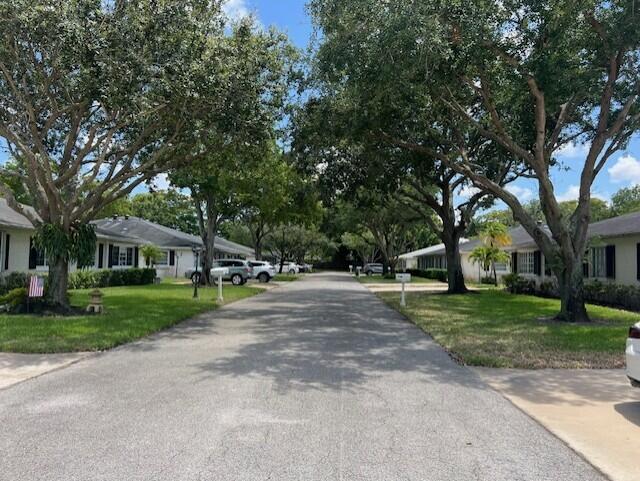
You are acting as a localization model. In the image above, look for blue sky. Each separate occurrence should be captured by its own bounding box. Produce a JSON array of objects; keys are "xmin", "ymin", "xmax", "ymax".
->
[{"xmin": 3, "ymin": 0, "xmax": 639, "ymax": 203}]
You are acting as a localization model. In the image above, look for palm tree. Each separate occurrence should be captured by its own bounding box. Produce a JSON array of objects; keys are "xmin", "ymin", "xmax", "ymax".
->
[{"xmin": 473, "ymin": 222, "xmax": 512, "ymax": 285}]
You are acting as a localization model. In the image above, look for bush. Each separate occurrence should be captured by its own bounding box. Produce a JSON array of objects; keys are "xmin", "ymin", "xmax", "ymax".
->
[
  {"xmin": 68, "ymin": 268, "xmax": 157, "ymax": 290},
  {"xmin": 0, "ymin": 272, "xmax": 29, "ymax": 295},
  {"xmin": 407, "ymin": 268, "xmax": 448, "ymax": 282},
  {"xmin": 0, "ymin": 287, "xmax": 27, "ymax": 311},
  {"xmin": 504, "ymin": 275, "xmax": 640, "ymax": 312},
  {"xmin": 480, "ymin": 276, "xmax": 496, "ymax": 285}
]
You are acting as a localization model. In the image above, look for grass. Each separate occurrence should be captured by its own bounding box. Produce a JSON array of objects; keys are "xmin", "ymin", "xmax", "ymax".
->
[
  {"xmin": 379, "ymin": 289, "xmax": 640, "ymax": 369},
  {"xmin": 0, "ymin": 283, "xmax": 260, "ymax": 353},
  {"xmin": 274, "ymin": 273, "xmax": 301, "ymax": 282},
  {"xmin": 357, "ymin": 275, "xmax": 441, "ymax": 284}
]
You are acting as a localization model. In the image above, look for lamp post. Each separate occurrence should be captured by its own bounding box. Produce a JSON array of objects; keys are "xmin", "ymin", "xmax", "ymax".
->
[{"xmin": 192, "ymin": 246, "xmax": 201, "ymax": 299}]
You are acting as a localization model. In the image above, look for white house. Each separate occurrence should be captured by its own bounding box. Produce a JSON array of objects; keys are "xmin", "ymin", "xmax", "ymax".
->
[
  {"xmin": 402, "ymin": 211, "xmax": 640, "ymax": 287},
  {"xmin": 399, "ymin": 239, "xmax": 469, "ymax": 270},
  {"xmin": 0, "ymin": 199, "xmax": 254, "ymax": 279}
]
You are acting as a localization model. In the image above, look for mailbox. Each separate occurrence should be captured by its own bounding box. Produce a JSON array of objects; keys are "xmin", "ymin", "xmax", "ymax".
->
[
  {"xmin": 211, "ymin": 267, "xmax": 229, "ymax": 277},
  {"xmin": 396, "ymin": 273, "xmax": 411, "ymax": 283}
]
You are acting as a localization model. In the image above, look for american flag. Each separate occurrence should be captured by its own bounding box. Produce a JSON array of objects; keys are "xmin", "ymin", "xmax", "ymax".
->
[{"xmin": 28, "ymin": 276, "xmax": 45, "ymax": 298}]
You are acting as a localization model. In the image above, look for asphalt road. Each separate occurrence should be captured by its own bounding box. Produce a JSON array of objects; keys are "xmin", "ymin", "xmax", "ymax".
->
[{"xmin": 0, "ymin": 273, "xmax": 605, "ymax": 481}]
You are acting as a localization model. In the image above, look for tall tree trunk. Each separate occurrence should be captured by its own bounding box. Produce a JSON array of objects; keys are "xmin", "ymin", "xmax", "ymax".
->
[
  {"xmin": 195, "ymin": 194, "xmax": 217, "ymax": 286},
  {"xmin": 442, "ymin": 229, "xmax": 467, "ymax": 294},
  {"xmin": 48, "ymin": 255, "xmax": 69, "ymax": 309},
  {"xmin": 555, "ymin": 255, "xmax": 589, "ymax": 322}
]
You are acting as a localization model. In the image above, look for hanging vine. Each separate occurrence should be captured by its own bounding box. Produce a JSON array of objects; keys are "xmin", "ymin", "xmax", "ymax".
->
[{"xmin": 33, "ymin": 223, "xmax": 97, "ymax": 267}]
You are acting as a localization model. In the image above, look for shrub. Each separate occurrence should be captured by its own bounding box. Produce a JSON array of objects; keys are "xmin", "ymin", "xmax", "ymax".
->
[
  {"xmin": 480, "ymin": 276, "xmax": 496, "ymax": 285},
  {"xmin": 407, "ymin": 268, "xmax": 448, "ymax": 282},
  {"xmin": 0, "ymin": 272, "xmax": 29, "ymax": 295},
  {"xmin": 0, "ymin": 287, "xmax": 27, "ymax": 311},
  {"xmin": 504, "ymin": 275, "xmax": 640, "ymax": 312},
  {"xmin": 67, "ymin": 268, "xmax": 157, "ymax": 290}
]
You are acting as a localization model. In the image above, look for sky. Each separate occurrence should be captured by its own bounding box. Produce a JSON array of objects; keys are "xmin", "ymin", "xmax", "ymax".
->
[{"xmin": 2, "ymin": 0, "xmax": 640, "ymax": 204}]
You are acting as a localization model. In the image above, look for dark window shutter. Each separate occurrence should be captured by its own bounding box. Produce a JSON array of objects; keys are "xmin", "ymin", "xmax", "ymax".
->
[
  {"xmin": 4, "ymin": 234, "xmax": 9, "ymax": 270},
  {"xmin": 28, "ymin": 237, "xmax": 37, "ymax": 269},
  {"xmin": 169, "ymin": 250, "xmax": 176, "ymax": 266},
  {"xmin": 533, "ymin": 251, "xmax": 542, "ymax": 276},
  {"xmin": 108, "ymin": 244, "xmax": 114, "ymax": 268},
  {"xmin": 606, "ymin": 245, "xmax": 616, "ymax": 279},
  {"xmin": 134, "ymin": 247, "xmax": 139, "ymax": 267},
  {"xmin": 511, "ymin": 252, "xmax": 518, "ymax": 274},
  {"xmin": 583, "ymin": 261, "xmax": 589, "ymax": 278},
  {"xmin": 637, "ymin": 243, "xmax": 640, "ymax": 281},
  {"xmin": 98, "ymin": 244, "xmax": 104, "ymax": 269}
]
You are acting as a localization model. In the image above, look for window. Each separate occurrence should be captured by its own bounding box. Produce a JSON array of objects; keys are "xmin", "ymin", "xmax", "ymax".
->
[
  {"xmin": 113, "ymin": 246, "xmax": 134, "ymax": 267},
  {"xmin": 591, "ymin": 246, "xmax": 606, "ymax": 278},
  {"xmin": 518, "ymin": 252, "xmax": 535, "ymax": 274},
  {"xmin": 156, "ymin": 251, "xmax": 169, "ymax": 266},
  {"xmin": 494, "ymin": 262, "xmax": 508, "ymax": 272},
  {"xmin": 419, "ymin": 255, "xmax": 447, "ymax": 270}
]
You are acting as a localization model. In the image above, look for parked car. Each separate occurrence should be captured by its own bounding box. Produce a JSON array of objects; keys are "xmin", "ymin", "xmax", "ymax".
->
[
  {"xmin": 212, "ymin": 259, "xmax": 253, "ymax": 285},
  {"xmin": 279, "ymin": 262, "xmax": 300, "ymax": 274},
  {"xmin": 363, "ymin": 263, "xmax": 383, "ymax": 276},
  {"xmin": 299, "ymin": 263, "xmax": 313, "ymax": 273},
  {"xmin": 627, "ymin": 322, "xmax": 640, "ymax": 387},
  {"xmin": 249, "ymin": 261, "xmax": 276, "ymax": 283},
  {"xmin": 185, "ymin": 259, "xmax": 252, "ymax": 285}
]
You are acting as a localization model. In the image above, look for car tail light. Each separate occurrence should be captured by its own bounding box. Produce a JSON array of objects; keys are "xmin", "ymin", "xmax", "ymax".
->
[{"xmin": 630, "ymin": 326, "xmax": 640, "ymax": 339}]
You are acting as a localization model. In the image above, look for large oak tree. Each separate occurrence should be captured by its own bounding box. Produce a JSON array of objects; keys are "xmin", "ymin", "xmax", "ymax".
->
[{"xmin": 0, "ymin": 0, "xmax": 226, "ymax": 307}]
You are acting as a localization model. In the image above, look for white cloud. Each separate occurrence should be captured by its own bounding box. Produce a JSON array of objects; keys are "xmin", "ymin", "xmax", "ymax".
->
[
  {"xmin": 152, "ymin": 173, "xmax": 171, "ymax": 191},
  {"xmin": 506, "ymin": 184, "xmax": 534, "ymax": 202},
  {"xmin": 223, "ymin": 0, "xmax": 251, "ymax": 20},
  {"xmin": 556, "ymin": 185, "xmax": 607, "ymax": 202},
  {"xmin": 556, "ymin": 141, "xmax": 590, "ymax": 159},
  {"xmin": 458, "ymin": 184, "xmax": 480, "ymax": 199},
  {"xmin": 608, "ymin": 155, "xmax": 640, "ymax": 185}
]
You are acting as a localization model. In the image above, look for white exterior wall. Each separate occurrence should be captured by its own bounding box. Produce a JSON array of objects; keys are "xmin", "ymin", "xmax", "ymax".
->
[
  {"xmin": 596, "ymin": 235, "xmax": 640, "ymax": 287},
  {"xmin": 0, "ymin": 228, "xmax": 31, "ymax": 275}
]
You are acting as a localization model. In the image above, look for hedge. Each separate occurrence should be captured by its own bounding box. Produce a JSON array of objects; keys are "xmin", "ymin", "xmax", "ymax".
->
[
  {"xmin": 68, "ymin": 268, "xmax": 157, "ymax": 289},
  {"xmin": 503, "ymin": 274, "xmax": 640, "ymax": 312},
  {"xmin": 0, "ymin": 268, "xmax": 156, "ymax": 294},
  {"xmin": 406, "ymin": 268, "xmax": 448, "ymax": 282}
]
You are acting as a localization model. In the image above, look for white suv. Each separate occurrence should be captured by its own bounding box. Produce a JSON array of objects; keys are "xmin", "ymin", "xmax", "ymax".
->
[
  {"xmin": 249, "ymin": 261, "xmax": 276, "ymax": 283},
  {"xmin": 627, "ymin": 323, "xmax": 640, "ymax": 387},
  {"xmin": 280, "ymin": 262, "xmax": 300, "ymax": 274}
]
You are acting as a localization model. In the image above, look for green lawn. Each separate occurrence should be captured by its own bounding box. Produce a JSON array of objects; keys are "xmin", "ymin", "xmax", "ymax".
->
[
  {"xmin": 0, "ymin": 283, "xmax": 260, "ymax": 353},
  {"xmin": 357, "ymin": 275, "xmax": 441, "ymax": 284},
  {"xmin": 379, "ymin": 289, "xmax": 640, "ymax": 369}
]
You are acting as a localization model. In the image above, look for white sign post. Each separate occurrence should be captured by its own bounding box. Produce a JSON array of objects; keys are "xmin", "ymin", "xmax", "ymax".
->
[
  {"xmin": 396, "ymin": 273, "xmax": 411, "ymax": 307},
  {"xmin": 211, "ymin": 267, "xmax": 229, "ymax": 303}
]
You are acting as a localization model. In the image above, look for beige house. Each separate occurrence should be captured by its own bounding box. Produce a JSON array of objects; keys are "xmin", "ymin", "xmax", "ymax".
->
[{"xmin": 401, "ymin": 211, "xmax": 640, "ymax": 286}]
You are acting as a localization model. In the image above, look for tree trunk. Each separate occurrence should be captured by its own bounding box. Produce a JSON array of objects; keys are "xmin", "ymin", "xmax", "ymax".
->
[
  {"xmin": 48, "ymin": 255, "xmax": 70, "ymax": 310},
  {"xmin": 254, "ymin": 240, "xmax": 262, "ymax": 261},
  {"xmin": 443, "ymin": 231, "xmax": 467, "ymax": 294},
  {"xmin": 555, "ymin": 256, "xmax": 590, "ymax": 322}
]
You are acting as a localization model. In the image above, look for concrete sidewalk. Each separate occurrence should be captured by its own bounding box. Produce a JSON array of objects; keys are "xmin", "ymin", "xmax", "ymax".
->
[
  {"xmin": 473, "ymin": 367, "xmax": 640, "ymax": 481},
  {"xmin": 0, "ymin": 352, "xmax": 91, "ymax": 390}
]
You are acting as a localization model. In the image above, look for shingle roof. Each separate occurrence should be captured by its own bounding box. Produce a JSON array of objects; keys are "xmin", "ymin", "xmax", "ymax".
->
[
  {"xmin": 0, "ymin": 198, "xmax": 38, "ymax": 229},
  {"xmin": 92, "ymin": 216, "xmax": 254, "ymax": 256},
  {"xmin": 400, "ymin": 239, "xmax": 469, "ymax": 259},
  {"xmin": 588, "ymin": 210, "xmax": 640, "ymax": 238}
]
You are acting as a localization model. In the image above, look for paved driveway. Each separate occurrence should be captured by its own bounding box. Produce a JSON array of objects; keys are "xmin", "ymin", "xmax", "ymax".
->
[{"xmin": 0, "ymin": 273, "xmax": 605, "ymax": 481}]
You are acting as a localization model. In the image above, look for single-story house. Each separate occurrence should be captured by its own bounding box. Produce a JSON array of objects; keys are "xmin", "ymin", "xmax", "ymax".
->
[
  {"xmin": 401, "ymin": 211, "xmax": 640, "ymax": 287},
  {"xmin": 399, "ymin": 239, "xmax": 469, "ymax": 270},
  {"xmin": 0, "ymin": 199, "xmax": 254, "ymax": 279}
]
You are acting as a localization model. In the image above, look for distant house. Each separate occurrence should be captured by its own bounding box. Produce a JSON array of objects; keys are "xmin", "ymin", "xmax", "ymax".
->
[
  {"xmin": 0, "ymin": 199, "xmax": 254, "ymax": 279},
  {"xmin": 400, "ymin": 211, "xmax": 640, "ymax": 286},
  {"xmin": 399, "ymin": 239, "xmax": 469, "ymax": 270}
]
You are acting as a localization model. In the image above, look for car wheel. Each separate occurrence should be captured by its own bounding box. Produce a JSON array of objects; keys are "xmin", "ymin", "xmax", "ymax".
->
[
  {"xmin": 288, "ymin": 269, "xmax": 296, "ymax": 274},
  {"xmin": 366, "ymin": 270, "xmax": 373, "ymax": 276},
  {"xmin": 191, "ymin": 272, "xmax": 202, "ymax": 285},
  {"xmin": 258, "ymin": 272, "xmax": 270, "ymax": 283},
  {"xmin": 231, "ymin": 274, "xmax": 243, "ymax": 286}
]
